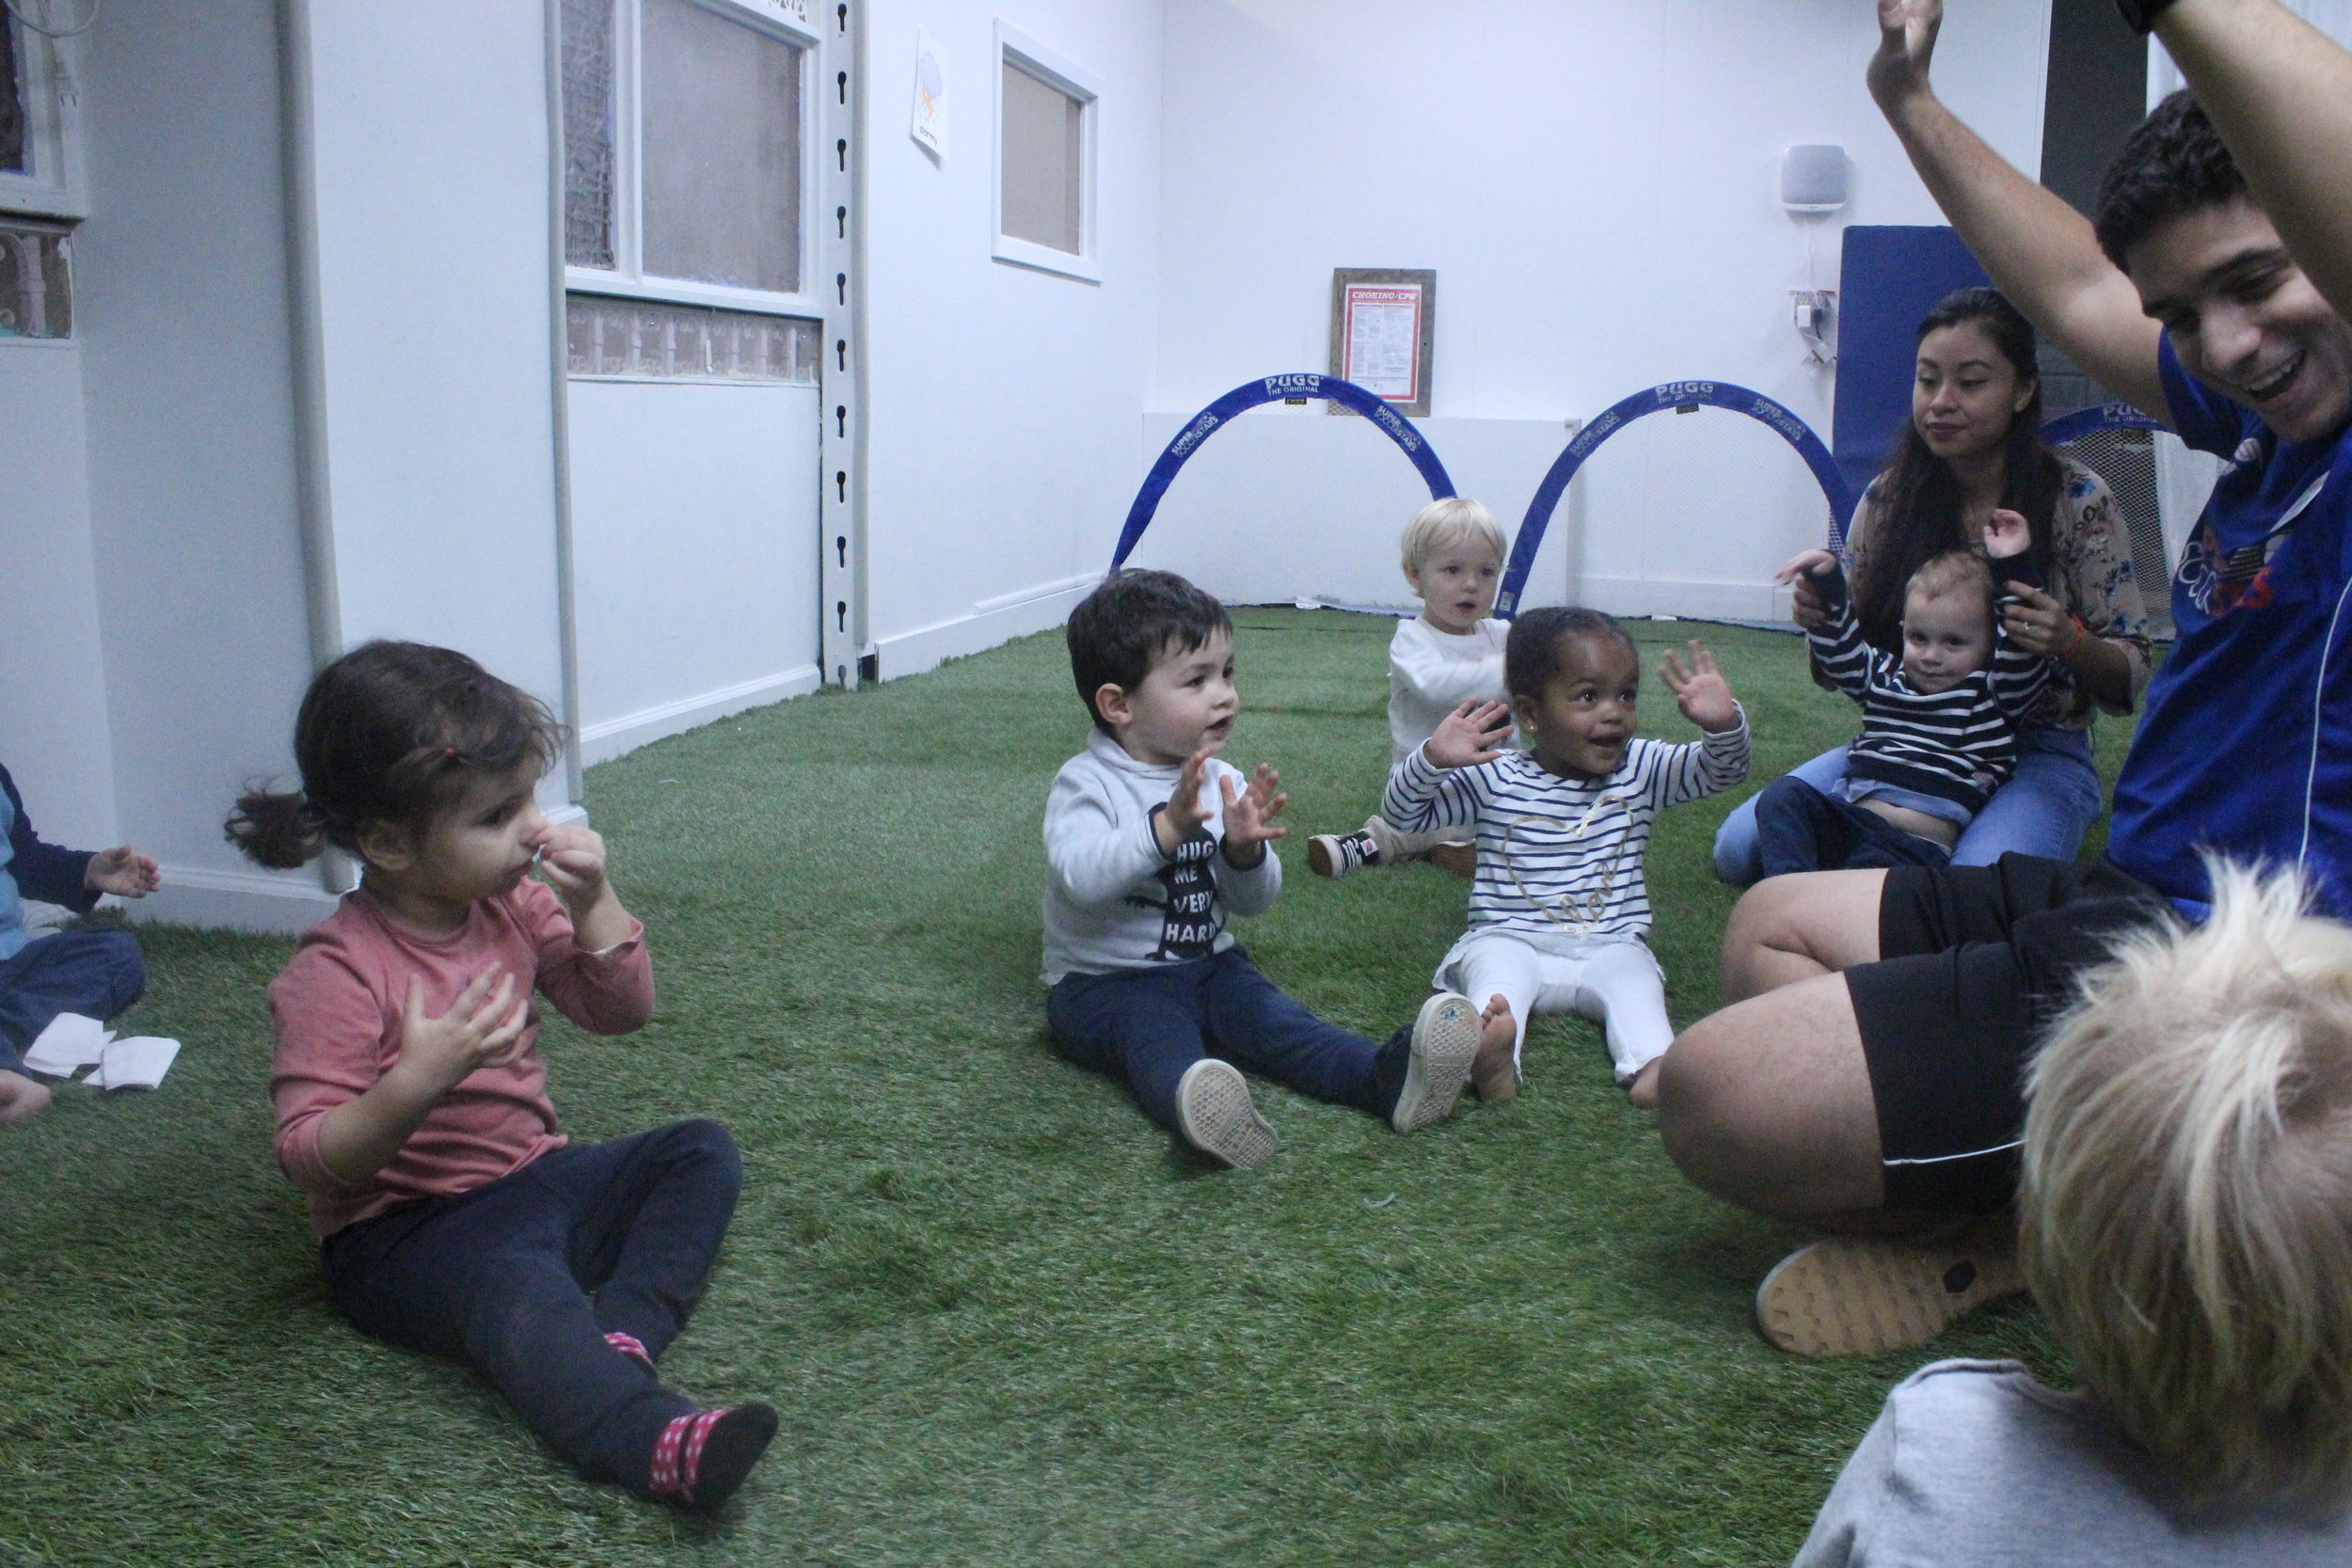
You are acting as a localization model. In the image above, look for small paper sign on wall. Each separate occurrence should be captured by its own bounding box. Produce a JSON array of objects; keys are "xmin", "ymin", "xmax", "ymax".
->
[
  {"xmin": 1329, "ymin": 269, "xmax": 1435, "ymax": 417},
  {"xmin": 911, "ymin": 26, "xmax": 946, "ymax": 158}
]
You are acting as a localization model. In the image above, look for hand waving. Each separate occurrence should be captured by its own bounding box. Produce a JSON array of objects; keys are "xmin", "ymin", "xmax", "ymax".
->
[
  {"xmin": 1867, "ymin": 0, "xmax": 1944, "ymax": 111},
  {"xmin": 1982, "ymin": 506, "xmax": 2033, "ymax": 561},
  {"xmin": 1660, "ymin": 640, "xmax": 1741, "ymax": 734},
  {"xmin": 1425, "ymin": 699, "xmax": 1514, "ymax": 769},
  {"xmin": 1219, "ymin": 764, "xmax": 1288, "ymax": 868}
]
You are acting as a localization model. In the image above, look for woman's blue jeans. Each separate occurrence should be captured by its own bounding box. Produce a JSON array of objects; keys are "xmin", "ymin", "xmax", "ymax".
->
[{"xmin": 1711, "ymin": 726, "xmax": 2104, "ymax": 885}]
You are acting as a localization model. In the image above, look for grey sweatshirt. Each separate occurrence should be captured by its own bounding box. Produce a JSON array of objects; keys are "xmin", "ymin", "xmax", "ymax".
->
[{"xmin": 1041, "ymin": 730, "xmax": 1280, "ymax": 985}]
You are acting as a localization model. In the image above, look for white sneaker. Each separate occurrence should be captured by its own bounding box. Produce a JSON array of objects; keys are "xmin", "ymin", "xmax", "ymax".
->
[
  {"xmin": 1174, "ymin": 1059, "xmax": 1279, "ymax": 1168},
  {"xmin": 1391, "ymin": 992, "xmax": 1481, "ymax": 1132},
  {"xmin": 1307, "ymin": 830, "xmax": 1381, "ymax": 879}
]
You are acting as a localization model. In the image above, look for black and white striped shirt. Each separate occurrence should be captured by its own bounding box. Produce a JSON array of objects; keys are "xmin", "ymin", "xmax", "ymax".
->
[
  {"xmin": 1810, "ymin": 569, "xmax": 2055, "ymax": 815},
  {"xmin": 1381, "ymin": 718, "xmax": 1750, "ymax": 940}
]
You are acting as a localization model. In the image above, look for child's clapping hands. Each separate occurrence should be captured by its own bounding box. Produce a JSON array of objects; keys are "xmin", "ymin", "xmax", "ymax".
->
[{"xmin": 1154, "ymin": 750, "xmax": 1288, "ymax": 868}]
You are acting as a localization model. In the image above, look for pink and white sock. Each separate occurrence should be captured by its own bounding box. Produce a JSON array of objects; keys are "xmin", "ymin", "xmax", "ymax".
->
[
  {"xmin": 648, "ymin": 1409, "xmax": 726, "ymax": 1504},
  {"xmin": 604, "ymin": 1330, "xmax": 656, "ymax": 1371}
]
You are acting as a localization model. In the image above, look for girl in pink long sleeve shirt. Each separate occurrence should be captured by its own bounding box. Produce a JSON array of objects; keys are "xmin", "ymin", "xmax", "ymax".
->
[{"xmin": 232, "ymin": 641, "xmax": 774, "ymax": 1513}]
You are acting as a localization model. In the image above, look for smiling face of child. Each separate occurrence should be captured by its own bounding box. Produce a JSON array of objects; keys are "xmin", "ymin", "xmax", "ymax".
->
[
  {"xmin": 1407, "ymin": 537, "xmax": 1503, "ymax": 636},
  {"xmin": 1515, "ymin": 632, "xmax": 1642, "ymax": 781},
  {"xmin": 1900, "ymin": 583, "xmax": 1995, "ymax": 694},
  {"xmin": 1104, "ymin": 629, "xmax": 1238, "ymax": 767}
]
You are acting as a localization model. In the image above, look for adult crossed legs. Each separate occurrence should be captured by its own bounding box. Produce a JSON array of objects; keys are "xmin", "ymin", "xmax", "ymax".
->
[{"xmin": 1659, "ymin": 870, "xmax": 1891, "ymax": 1222}]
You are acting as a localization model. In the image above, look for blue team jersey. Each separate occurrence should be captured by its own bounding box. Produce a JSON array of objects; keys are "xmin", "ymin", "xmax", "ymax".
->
[{"xmin": 2106, "ymin": 337, "xmax": 2352, "ymax": 916}]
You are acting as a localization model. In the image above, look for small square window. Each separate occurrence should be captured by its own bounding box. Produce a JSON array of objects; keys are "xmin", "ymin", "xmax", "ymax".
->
[
  {"xmin": 558, "ymin": 0, "xmax": 812, "ymax": 310},
  {"xmin": 2, "ymin": 19, "xmax": 27, "ymax": 176},
  {"xmin": 641, "ymin": 0, "xmax": 803, "ymax": 293},
  {"xmin": 999, "ymin": 60, "xmax": 1080, "ymax": 255},
  {"xmin": 993, "ymin": 25, "xmax": 1098, "ymax": 283},
  {"xmin": 0, "ymin": 221, "xmax": 72, "ymax": 339}
]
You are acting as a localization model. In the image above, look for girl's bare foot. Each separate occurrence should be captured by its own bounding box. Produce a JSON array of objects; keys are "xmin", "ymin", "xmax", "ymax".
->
[
  {"xmin": 0, "ymin": 1069, "xmax": 55, "ymax": 1128},
  {"xmin": 1471, "ymin": 994, "xmax": 1518, "ymax": 1102},
  {"xmin": 1626, "ymin": 1055, "xmax": 1663, "ymax": 1109}
]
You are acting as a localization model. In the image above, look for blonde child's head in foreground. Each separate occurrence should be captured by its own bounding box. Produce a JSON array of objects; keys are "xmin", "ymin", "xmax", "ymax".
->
[
  {"xmin": 1899, "ymin": 548, "xmax": 1998, "ymax": 695},
  {"xmin": 1401, "ymin": 498, "xmax": 1505, "ymax": 636},
  {"xmin": 2024, "ymin": 861, "xmax": 2352, "ymax": 1514}
]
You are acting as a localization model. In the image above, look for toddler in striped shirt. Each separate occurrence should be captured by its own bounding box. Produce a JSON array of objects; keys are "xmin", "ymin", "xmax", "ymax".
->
[
  {"xmin": 1383, "ymin": 609, "xmax": 1750, "ymax": 1105},
  {"xmin": 1755, "ymin": 508, "xmax": 2054, "ymax": 879}
]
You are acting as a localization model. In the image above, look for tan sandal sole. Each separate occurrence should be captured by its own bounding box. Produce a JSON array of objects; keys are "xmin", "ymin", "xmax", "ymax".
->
[{"xmin": 1756, "ymin": 1218, "xmax": 2023, "ymax": 1356}]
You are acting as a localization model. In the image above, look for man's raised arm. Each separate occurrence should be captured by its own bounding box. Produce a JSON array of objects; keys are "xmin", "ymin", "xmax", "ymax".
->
[
  {"xmin": 2157, "ymin": 0, "xmax": 2352, "ymax": 328},
  {"xmin": 1868, "ymin": 0, "xmax": 2169, "ymax": 419}
]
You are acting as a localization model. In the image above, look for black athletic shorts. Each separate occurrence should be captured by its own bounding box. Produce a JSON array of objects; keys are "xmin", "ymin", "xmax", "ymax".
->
[{"xmin": 1846, "ymin": 853, "xmax": 2170, "ymax": 1214}]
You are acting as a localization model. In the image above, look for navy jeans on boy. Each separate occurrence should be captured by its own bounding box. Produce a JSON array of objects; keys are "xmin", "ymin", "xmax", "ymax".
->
[
  {"xmin": 0, "ymin": 928, "xmax": 146, "ymax": 1075},
  {"xmin": 321, "ymin": 1118, "xmax": 740, "ymax": 1496},
  {"xmin": 1047, "ymin": 945, "xmax": 1412, "ymax": 1131},
  {"xmin": 1755, "ymin": 776, "xmax": 1956, "ymax": 879}
]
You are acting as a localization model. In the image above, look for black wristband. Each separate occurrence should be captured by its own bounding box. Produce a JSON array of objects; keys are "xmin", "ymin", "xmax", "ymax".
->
[{"xmin": 2112, "ymin": 0, "xmax": 2179, "ymax": 37}]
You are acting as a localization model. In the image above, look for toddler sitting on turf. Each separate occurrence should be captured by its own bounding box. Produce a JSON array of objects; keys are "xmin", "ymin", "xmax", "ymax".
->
[
  {"xmin": 1384, "ymin": 608, "xmax": 1749, "ymax": 1104},
  {"xmin": 233, "ymin": 641, "xmax": 775, "ymax": 1513},
  {"xmin": 1308, "ymin": 498, "xmax": 1512, "ymax": 881},
  {"xmin": 1753, "ymin": 508, "xmax": 2054, "ymax": 877},
  {"xmin": 1042, "ymin": 569, "xmax": 1514, "ymax": 1168},
  {"xmin": 0, "ymin": 758, "xmax": 159, "ymax": 1128},
  {"xmin": 1794, "ymin": 862, "xmax": 2352, "ymax": 1563}
]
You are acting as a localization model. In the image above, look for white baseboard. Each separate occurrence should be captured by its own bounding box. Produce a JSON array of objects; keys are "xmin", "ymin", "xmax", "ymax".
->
[
  {"xmin": 1576, "ymin": 576, "xmax": 1786, "ymax": 624},
  {"xmin": 119, "ymin": 863, "xmax": 345, "ymax": 936},
  {"xmin": 876, "ymin": 574, "xmax": 1100, "ymax": 681},
  {"xmin": 578, "ymin": 665, "xmax": 823, "ymax": 767}
]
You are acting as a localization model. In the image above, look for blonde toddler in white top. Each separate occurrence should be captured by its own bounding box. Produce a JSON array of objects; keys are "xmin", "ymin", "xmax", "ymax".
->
[{"xmin": 1309, "ymin": 498, "xmax": 1513, "ymax": 879}]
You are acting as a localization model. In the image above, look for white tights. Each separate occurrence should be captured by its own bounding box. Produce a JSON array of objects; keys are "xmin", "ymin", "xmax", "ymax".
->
[{"xmin": 1438, "ymin": 930, "xmax": 1671, "ymax": 1085}]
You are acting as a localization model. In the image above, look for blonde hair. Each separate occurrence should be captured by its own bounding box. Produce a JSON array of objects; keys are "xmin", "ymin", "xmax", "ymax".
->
[
  {"xmin": 1904, "ymin": 548, "xmax": 1995, "ymax": 612},
  {"xmin": 1400, "ymin": 497, "xmax": 1505, "ymax": 578},
  {"xmin": 2023, "ymin": 861, "xmax": 2352, "ymax": 1513}
]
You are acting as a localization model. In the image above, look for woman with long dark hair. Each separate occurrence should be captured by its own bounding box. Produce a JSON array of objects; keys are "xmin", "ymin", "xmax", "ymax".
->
[{"xmin": 1713, "ymin": 287, "xmax": 2149, "ymax": 882}]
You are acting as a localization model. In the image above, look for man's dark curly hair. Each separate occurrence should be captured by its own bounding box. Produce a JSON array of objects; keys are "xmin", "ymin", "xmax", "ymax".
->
[
  {"xmin": 2094, "ymin": 90, "xmax": 2251, "ymax": 270},
  {"xmin": 1065, "ymin": 570, "xmax": 1232, "ymax": 733}
]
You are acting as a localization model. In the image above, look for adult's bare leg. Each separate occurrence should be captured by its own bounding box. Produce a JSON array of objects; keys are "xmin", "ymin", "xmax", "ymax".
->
[
  {"xmin": 1656, "ymin": 971, "xmax": 1885, "ymax": 1221},
  {"xmin": 1718, "ymin": 869, "xmax": 1888, "ymax": 1003}
]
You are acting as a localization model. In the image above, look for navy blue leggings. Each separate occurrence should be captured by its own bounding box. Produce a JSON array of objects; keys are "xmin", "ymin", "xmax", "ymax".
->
[
  {"xmin": 1047, "ymin": 946, "xmax": 1410, "ymax": 1132},
  {"xmin": 0, "ymin": 927, "xmax": 145, "ymax": 1075},
  {"xmin": 321, "ymin": 1120, "xmax": 741, "ymax": 1497}
]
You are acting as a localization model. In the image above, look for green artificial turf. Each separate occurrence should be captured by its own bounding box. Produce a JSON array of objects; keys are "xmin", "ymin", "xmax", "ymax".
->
[{"xmin": 0, "ymin": 611, "xmax": 2135, "ymax": 1567}]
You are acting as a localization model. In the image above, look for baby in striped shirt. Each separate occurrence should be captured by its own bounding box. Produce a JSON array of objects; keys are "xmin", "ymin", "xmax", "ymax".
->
[
  {"xmin": 1755, "ymin": 508, "xmax": 2054, "ymax": 879},
  {"xmin": 1382, "ymin": 609, "xmax": 1750, "ymax": 1105}
]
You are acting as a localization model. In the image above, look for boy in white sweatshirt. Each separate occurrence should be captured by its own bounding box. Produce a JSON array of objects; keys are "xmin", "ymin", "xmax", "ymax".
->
[{"xmin": 1042, "ymin": 571, "xmax": 1512, "ymax": 1168}]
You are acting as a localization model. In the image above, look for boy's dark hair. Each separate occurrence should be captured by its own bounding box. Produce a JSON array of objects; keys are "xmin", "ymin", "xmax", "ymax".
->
[
  {"xmin": 1065, "ymin": 570, "xmax": 1232, "ymax": 733},
  {"xmin": 1505, "ymin": 607, "xmax": 1636, "ymax": 701},
  {"xmin": 225, "ymin": 641, "xmax": 565, "ymax": 869},
  {"xmin": 2094, "ymin": 90, "xmax": 2250, "ymax": 269}
]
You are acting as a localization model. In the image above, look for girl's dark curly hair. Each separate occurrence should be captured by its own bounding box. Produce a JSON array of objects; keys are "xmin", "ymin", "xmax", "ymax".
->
[{"xmin": 226, "ymin": 641, "xmax": 564, "ymax": 869}]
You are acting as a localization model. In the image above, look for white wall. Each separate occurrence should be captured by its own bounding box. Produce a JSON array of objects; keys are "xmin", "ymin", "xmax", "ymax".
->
[
  {"xmin": 567, "ymin": 379, "xmax": 825, "ymax": 762},
  {"xmin": 0, "ymin": 343, "xmax": 118, "ymax": 848},
  {"xmin": 1128, "ymin": 410, "xmax": 1572, "ymax": 612},
  {"xmin": 72, "ymin": 0, "xmax": 325, "ymax": 928},
  {"xmin": 857, "ymin": 0, "xmax": 1163, "ymax": 677},
  {"xmin": 1153, "ymin": 0, "xmax": 2053, "ymax": 616},
  {"xmin": 301, "ymin": 1, "xmax": 572, "ymax": 733}
]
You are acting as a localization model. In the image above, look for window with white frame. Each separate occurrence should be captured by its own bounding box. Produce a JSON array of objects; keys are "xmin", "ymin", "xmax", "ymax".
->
[
  {"xmin": 0, "ymin": 3, "xmax": 89, "ymax": 224},
  {"xmin": 562, "ymin": 0, "xmax": 815, "ymax": 312},
  {"xmin": 993, "ymin": 24, "xmax": 1098, "ymax": 283}
]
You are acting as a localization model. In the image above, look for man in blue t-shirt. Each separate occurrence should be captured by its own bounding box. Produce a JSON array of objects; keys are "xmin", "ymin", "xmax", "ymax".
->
[{"xmin": 1650, "ymin": 0, "xmax": 2352, "ymax": 1357}]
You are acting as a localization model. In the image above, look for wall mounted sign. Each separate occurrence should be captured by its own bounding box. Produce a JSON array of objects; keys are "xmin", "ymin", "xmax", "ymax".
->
[
  {"xmin": 1328, "ymin": 268, "xmax": 1435, "ymax": 417},
  {"xmin": 911, "ymin": 26, "xmax": 946, "ymax": 158}
]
